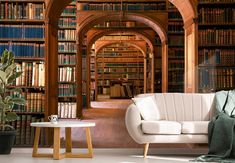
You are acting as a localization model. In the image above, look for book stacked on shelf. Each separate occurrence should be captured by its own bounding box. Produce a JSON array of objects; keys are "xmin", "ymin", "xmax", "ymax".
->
[
  {"xmin": 0, "ymin": 25, "xmax": 44, "ymax": 38},
  {"xmin": 14, "ymin": 62, "xmax": 45, "ymax": 87},
  {"xmin": 199, "ymin": 8, "xmax": 235, "ymax": 23},
  {"xmin": 58, "ymin": 42, "xmax": 77, "ymax": 53},
  {"xmin": 0, "ymin": 43, "xmax": 45, "ymax": 57},
  {"xmin": 12, "ymin": 92, "xmax": 45, "ymax": 113},
  {"xmin": 58, "ymin": 54, "xmax": 76, "ymax": 65},
  {"xmin": 10, "ymin": 115, "xmax": 45, "ymax": 146},
  {"xmin": 58, "ymin": 102, "xmax": 76, "ymax": 119},
  {"xmin": 58, "ymin": 84, "xmax": 76, "ymax": 97},
  {"xmin": 199, "ymin": 49, "xmax": 235, "ymax": 65},
  {"xmin": 58, "ymin": 17, "xmax": 76, "ymax": 28},
  {"xmin": 0, "ymin": 2, "xmax": 45, "ymax": 19},
  {"xmin": 58, "ymin": 67, "xmax": 75, "ymax": 82},
  {"xmin": 199, "ymin": 29, "xmax": 235, "ymax": 45},
  {"xmin": 199, "ymin": 68, "xmax": 234, "ymax": 90},
  {"xmin": 58, "ymin": 29, "xmax": 76, "ymax": 40},
  {"xmin": 78, "ymin": 2, "xmax": 166, "ymax": 11}
]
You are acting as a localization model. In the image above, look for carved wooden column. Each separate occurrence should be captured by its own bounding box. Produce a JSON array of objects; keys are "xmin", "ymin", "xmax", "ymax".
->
[
  {"xmin": 45, "ymin": 21, "xmax": 58, "ymax": 118},
  {"xmin": 86, "ymin": 48, "xmax": 91, "ymax": 109},
  {"xmin": 184, "ymin": 19, "xmax": 198, "ymax": 93},
  {"xmin": 45, "ymin": 20, "xmax": 59, "ymax": 145},
  {"xmin": 151, "ymin": 53, "xmax": 155, "ymax": 93},
  {"xmin": 77, "ymin": 44, "xmax": 83, "ymax": 118},
  {"xmin": 161, "ymin": 41, "xmax": 168, "ymax": 92},
  {"xmin": 144, "ymin": 57, "xmax": 147, "ymax": 93}
]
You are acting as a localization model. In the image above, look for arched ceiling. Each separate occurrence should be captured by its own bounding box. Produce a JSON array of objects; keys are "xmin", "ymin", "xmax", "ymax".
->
[
  {"xmin": 86, "ymin": 29, "xmax": 154, "ymax": 52},
  {"xmin": 46, "ymin": 0, "xmax": 197, "ymax": 27}
]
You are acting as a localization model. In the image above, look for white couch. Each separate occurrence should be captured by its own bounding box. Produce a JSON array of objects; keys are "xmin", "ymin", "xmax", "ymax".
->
[{"xmin": 125, "ymin": 93, "xmax": 215, "ymax": 157}]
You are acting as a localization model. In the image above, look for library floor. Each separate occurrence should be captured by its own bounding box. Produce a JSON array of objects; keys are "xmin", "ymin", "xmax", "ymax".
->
[{"xmin": 2, "ymin": 148, "xmax": 208, "ymax": 163}]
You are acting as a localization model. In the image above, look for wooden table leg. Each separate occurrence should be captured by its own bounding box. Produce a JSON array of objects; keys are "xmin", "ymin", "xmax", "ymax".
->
[
  {"xmin": 32, "ymin": 127, "xmax": 40, "ymax": 157},
  {"xmin": 53, "ymin": 127, "xmax": 61, "ymax": 160},
  {"xmin": 85, "ymin": 127, "xmax": 93, "ymax": 157},
  {"xmin": 65, "ymin": 127, "xmax": 72, "ymax": 153}
]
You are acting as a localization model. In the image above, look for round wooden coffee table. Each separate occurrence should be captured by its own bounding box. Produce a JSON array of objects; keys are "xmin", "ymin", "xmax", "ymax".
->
[{"xmin": 30, "ymin": 121, "xmax": 95, "ymax": 160}]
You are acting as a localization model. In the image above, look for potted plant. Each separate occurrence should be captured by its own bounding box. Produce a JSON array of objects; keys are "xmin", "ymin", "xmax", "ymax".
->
[{"xmin": 0, "ymin": 49, "xmax": 25, "ymax": 154}]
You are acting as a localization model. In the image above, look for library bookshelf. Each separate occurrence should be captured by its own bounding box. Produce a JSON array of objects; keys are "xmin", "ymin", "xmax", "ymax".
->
[
  {"xmin": 197, "ymin": 0, "xmax": 235, "ymax": 93},
  {"xmin": 167, "ymin": 2, "xmax": 184, "ymax": 92},
  {"xmin": 0, "ymin": 0, "xmax": 46, "ymax": 146}
]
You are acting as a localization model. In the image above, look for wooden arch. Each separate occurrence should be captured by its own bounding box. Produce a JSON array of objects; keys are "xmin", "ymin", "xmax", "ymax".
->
[
  {"xmin": 87, "ymin": 29, "xmax": 154, "ymax": 54},
  {"xmin": 45, "ymin": 0, "xmax": 198, "ymax": 118},
  {"xmin": 95, "ymin": 41, "xmax": 146, "ymax": 56}
]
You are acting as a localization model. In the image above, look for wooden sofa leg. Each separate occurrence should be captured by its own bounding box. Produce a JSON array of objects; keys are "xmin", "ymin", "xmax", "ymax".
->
[{"xmin": 144, "ymin": 143, "xmax": 149, "ymax": 158}]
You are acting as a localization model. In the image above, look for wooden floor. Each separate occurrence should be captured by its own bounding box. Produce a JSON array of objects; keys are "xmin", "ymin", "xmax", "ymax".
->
[{"xmin": 60, "ymin": 99, "xmax": 207, "ymax": 149}]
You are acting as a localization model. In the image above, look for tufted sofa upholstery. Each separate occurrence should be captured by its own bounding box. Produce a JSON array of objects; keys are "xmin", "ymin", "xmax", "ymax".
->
[{"xmin": 125, "ymin": 93, "xmax": 215, "ymax": 157}]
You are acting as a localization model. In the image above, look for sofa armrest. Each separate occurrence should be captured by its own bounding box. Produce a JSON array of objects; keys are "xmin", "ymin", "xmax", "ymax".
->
[{"xmin": 125, "ymin": 104, "xmax": 145, "ymax": 144}]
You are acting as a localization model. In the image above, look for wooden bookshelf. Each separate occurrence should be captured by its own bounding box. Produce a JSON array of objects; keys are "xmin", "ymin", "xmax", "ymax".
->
[
  {"xmin": 198, "ymin": 0, "xmax": 235, "ymax": 93},
  {"xmin": 0, "ymin": 0, "xmax": 46, "ymax": 147},
  {"xmin": 167, "ymin": 2, "xmax": 184, "ymax": 92}
]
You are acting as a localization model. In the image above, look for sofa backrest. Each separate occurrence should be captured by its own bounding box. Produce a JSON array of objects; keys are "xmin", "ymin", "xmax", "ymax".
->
[{"xmin": 136, "ymin": 93, "xmax": 215, "ymax": 121}]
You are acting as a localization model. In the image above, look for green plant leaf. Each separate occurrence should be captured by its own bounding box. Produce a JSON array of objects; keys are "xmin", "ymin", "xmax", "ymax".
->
[
  {"xmin": 7, "ymin": 72, "xmax": 22, "ymax": 85},
  {"xmin": 9, "ymin": 97, "xmax": 26, "ymax": 105},
  {"xmin": 0, "ymin": 70, "xmax": 6, "ymax": 83},
  {"xmin": 1, "ymin": 49, "xmax": 9, "ymax": 65},
  {"xmin": 7, "ymin": 88, "xmax": 22, "ymax": 93},
  {"xmin": 5, "ymin": 63, "xmax": 16, "ymax": 78},
  {"xmin": 5, "ymin": 112, "xmax": 18, "ymax": 122}
]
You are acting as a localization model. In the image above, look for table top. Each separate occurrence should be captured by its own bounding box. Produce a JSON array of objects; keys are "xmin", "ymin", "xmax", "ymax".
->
[{"xmin": 30, "ymin": 121, "xmax": 96, "ymax": 128}]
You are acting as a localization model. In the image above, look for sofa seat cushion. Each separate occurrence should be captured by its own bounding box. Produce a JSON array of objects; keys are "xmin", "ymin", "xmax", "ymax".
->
[
  {"xmin": 142, "ymin": 121, "xmax": 181, "ymax": 135},
  {"xmin": 181, "ymin": 121, "xmax": 209, "ymax": 134}
]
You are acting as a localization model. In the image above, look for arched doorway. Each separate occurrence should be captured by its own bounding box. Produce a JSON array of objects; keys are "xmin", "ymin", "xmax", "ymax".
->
[{"xmin": 45, "ymin": 0, "xmax": 197, "ymax": 118}]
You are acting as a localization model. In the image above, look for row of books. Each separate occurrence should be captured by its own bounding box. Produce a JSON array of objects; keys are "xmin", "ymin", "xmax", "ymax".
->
[
  {"xmin": 61, "ymin": 6, "xmax": 76, "ymax": 16},
  {"xmin": 95, "ymin": 21, "xmax": 139, "ymax": 28},
  {"xmin": 199, "ymin": 49, "xmax": 235, "ymax": 65},
  {"xmin": 98, "ymin": 34, "xmax": 141, "ymax": 41},
  {"xmin": 58, "ymin": 102, "xmax": 76, "ymax": 119},
  {"xmin": 97, "ymin": 52, "xmax": 143, "ymax": 58},
  {"xmin": 97, "ymin": 86, "xmax": 110, "ymax": 95},
  {"xmin": 0, "ymin": 25, "xmax": 44, "ymax": 38},
  {"xmin": 98, "ymin": 67, "xmax": 144, "ymax": 73},
  {"xmin": 169, "ymin": 61, "xmax": 184, "ymax": 69},
  {"xmin": 0, "ymin": 2, "xmax": 45, "ymax": 19},
  {"xmin": 97, "ymin": 73, "xmax": 144, "ymax": 79},
  {"xmin": 198, "ymin": 8, "xmax": 235, "ymax": 23},
  {"xmin": 14, "ymin": 62, "xmax": 45, "ymax": 87},
  {"xmin": 168, "ymin": 11, "xmax": 182, "ymax": 20},
  {"xmin": 58, "ymin": 54, "xmax": 76, "ymax": 65},
  {"xmin": 97, "ymin": 62, "xmax": 144, "ymax": 67},
  {"xmin": 168, "ymin": 35, "xmax": 184, "ymax": 46},
  {"xmin": 58, "ymin": 67, "xmax": 75, "ymax": 82},
  {"xmin": 198, "ymin": 29, "xmax": 235, "ymax": 45},
  {"xmin": 58, "ymin": 29, "xmax": 76, "ymax": 40},
  {"xmin": 13, "ymin": 92, "xmax": 45, "ymax": 113},
  {"xmin": 168, "ymin": 70, "xmax": 184, "ymax": 83},
  {"xmin": 58, "ymin": 84, "xmax": 76, "ymax": 97},
  {"xmin": 168, "ymin": 22, "xmax": 184, "ymax": 32},
  {"xmin": 199, "ymin": 68, "xmax": 235, "ymax": 89},
  {"xmin": 97, "ymin": 58, "xmax": 143, "ymax": 63},
  {"xmin": 58, "ymin": 17, "xmax": 76, "ymax": 27},
  {"xmin": 58, "ymin": 42, "xmax": 77, "ymax": 53},
  {"xmin": 168, "ymin": 48, "xmax": 184, "ymax": 58},
  {"xmin": 0, "ymin": 43, "xmax": 45, "ymax": 58},
  {"xmin": 79, "ymin": 3, "xmax": 166, "ymax": 11},
  {"xmin": 10, "ymin": 115, "xmax": 45, "ymax": 146},
  {"xmin": 97, "ymin": 80, "xmax": 110, "ymax": 86},
  {"xmin": 110, "ymin": 82, "xmax": 133, "ymax": 98}
]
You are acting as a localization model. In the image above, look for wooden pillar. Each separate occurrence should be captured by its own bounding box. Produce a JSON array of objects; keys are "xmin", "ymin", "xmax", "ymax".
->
[
  {"xmin": 77, "ymin": 45, "xmax": 83, "ymax": 118},
  {"xmin": 86, "ymin": 49, "xmax": 90, "ymax": 109},
  {"xmin": 184, "ymin": 20, "xmax": 198, "ymax": 93},
  {"xmin": 144, "ymin": 57, "xmax": 147, "ymax": 93},
  {"xmin": 151, "ymin": 53, "xmax": 155, "ymax": 93},
  {"xmin": 161, "ymin": 41, "xmax": 168, "ymax": 92}
]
